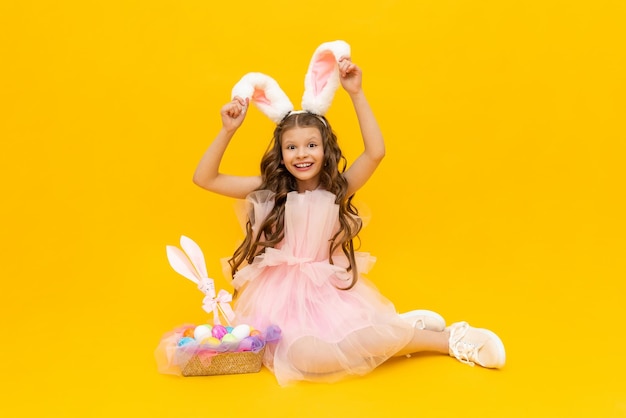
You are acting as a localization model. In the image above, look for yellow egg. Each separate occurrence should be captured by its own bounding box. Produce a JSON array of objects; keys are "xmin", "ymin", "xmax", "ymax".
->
[{"xmin": 200, "ymin": 336, "xmax": 221, "ymax": 346}]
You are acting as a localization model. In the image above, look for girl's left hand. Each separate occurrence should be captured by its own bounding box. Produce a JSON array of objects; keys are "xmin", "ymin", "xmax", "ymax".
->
[{"xmin": 338, "ymin": 56, "xmax": 362, "ymax": 95}]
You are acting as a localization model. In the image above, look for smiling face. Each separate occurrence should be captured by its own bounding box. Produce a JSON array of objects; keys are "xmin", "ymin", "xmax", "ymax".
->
[{"xmin": 280, "ymin": 126, "xmax": 325, "ymax": 192}]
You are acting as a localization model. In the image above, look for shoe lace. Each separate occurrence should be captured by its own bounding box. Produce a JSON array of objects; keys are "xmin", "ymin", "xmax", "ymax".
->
[
  {"xmin": 413, "ymin": 318, "xmax": 426, "ymax": 330},
  {"xmin": 448, "ymin": 322, "xmax": 480, "ymax": 367}
]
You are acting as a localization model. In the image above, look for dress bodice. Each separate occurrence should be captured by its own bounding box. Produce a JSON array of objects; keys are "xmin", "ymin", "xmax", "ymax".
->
[{"xmin": 246, "ymin": 189, "xmax": 340, "ymax": 261}]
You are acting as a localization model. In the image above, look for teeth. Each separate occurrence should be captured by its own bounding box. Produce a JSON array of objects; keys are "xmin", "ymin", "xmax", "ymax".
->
[{"xmin": 295, "ymin": 163, "xmax": 312, "ymax": 168}]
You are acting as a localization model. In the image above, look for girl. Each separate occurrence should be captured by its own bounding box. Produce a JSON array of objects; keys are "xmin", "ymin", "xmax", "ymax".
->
[{"xmin": 193, "ymin": 42, "xmax": 505, "ymax": 385}]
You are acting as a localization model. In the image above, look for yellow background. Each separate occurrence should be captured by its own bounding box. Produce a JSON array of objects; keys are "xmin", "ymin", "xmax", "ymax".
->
[{"xmin": 1, "ymin": 0, "xmax": 625, "ymax": 416}]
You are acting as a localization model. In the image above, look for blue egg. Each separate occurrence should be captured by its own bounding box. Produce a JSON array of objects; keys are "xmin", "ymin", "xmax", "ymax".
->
[
  {"xmin": 177, "ymin": 337, "xmax": 195, "ymax": 347},
  {"xmin": 226, "ymin": 326, "xmax": 234, "ymax": 333}
]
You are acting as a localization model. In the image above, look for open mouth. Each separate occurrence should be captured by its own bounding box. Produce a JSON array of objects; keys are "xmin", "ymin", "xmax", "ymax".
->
[{"xmin": 294, "ymin": 163, "xmax": 313, "ymax": 168}]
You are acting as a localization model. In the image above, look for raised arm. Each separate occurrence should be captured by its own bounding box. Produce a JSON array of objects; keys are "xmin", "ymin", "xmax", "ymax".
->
[
  {"xmin": 192, "ymin": 97, "xmax": 263, "ymax": 199},
  {"xmin": 339, "ymin": 58, "xmax": 386, "ymax": 197}
]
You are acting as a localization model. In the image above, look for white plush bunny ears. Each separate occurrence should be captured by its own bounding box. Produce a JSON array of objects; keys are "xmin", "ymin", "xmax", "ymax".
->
[{"xmin": 231, "ymin": 40, "xmax": 351, "ymax": 123}]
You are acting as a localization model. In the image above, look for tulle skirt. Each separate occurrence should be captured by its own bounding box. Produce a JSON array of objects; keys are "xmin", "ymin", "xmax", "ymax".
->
[{"xmin": 233, "ymin": 260, "xmax": 414, "ymax": 385}]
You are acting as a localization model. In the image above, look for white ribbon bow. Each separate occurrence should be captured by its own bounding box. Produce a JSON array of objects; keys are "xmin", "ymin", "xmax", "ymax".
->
[{"xmin": 202, "ymin": 288, "xmax": 236, "ymax": 326}]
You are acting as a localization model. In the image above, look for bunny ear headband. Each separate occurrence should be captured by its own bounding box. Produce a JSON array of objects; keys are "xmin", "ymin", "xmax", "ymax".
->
[{"xmin": 231, "ymin": 40, "xmax": 351, "ymax": 123}]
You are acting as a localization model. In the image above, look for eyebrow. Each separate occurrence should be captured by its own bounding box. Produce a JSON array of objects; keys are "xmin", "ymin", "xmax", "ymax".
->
[
  {"xmin": 300, "ymin": 136, "xmax": 321, "ymax": 142},
  {"xmin": 283, "ymin": 136, "xmax": 321, "ymax": 144}
]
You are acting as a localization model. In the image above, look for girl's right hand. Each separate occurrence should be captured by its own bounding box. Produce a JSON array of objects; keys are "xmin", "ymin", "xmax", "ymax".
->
[{"xmin": 220, "ymin": 96, "xmax": 248, "ymax": 132}]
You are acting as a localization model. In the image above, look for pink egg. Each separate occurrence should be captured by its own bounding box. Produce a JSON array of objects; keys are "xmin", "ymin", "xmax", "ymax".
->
[{"xmin": 212, "ymin": 324, "xmax": 228, "ymax": 340}]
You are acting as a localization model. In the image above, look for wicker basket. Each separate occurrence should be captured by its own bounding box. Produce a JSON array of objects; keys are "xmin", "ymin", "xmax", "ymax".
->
[{"xmin": 181, "ymin": 347, "xmax": 266, "ymax": 377}]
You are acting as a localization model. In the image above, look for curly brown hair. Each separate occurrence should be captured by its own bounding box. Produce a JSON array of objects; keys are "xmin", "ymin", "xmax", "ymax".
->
[{"xmin": 229, "ymin": 112, "xmax": 362, "ymax": 289}]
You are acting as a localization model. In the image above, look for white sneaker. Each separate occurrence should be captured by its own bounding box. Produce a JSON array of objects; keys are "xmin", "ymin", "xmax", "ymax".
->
[
  {"xmin": 399, "ymin": 310, "xmax": 446, "ymax": 332},
  {"xmin": 447, "ymin": 321, "xmax": 506, "ymax": 369}
]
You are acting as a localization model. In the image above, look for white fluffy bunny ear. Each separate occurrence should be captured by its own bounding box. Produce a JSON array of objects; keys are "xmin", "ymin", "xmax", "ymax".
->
[
  {"xmin": 231, "ymin": 72, "xmax": 294, "ymax": 123},
  {"xmin": 301, "ymin": 40, "xmax": 351, "ymax": 115}
]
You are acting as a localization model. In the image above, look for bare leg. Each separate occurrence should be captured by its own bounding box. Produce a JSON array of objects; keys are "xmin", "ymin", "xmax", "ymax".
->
[{"xmin": 393, "ymin": 329, "xmax": 450, "ymax": 357}]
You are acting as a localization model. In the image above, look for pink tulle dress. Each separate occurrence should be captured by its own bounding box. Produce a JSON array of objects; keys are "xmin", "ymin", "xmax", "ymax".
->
[{"xmin": 231, "ymin": 189, "xmax": 414, "ymax": 385}]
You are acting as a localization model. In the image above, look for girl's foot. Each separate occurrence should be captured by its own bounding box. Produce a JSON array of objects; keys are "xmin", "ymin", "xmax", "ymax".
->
[
  {"xmin": 447, "ymin": 321, "xmax": 506, "ymax": 369},
  {"xmin": 399, "ymin": 310, "xmax": 446, "ymax": 331}
]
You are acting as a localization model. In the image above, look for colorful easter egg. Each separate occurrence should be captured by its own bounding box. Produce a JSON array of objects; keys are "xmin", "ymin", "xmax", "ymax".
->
[
  {"xmin": 182, "ymin": 327, "xmax": 195, "ymax": 338},
  {"xmin": 231, "ymin": 324, "xmax": 251, "ymax": 340},
  {"xmin": 226, "ymin": 326, "xmax": 234, "ymax": 333},
  {"xmin": 177, "ymin": 337, "xmax": 195, "ymax": 347},
  {"xmin": 220, "ymin": 333, "xmax": 240, "ymax": 350},
  {"xmin": 193, "ymin": 324, "xmax": 213, "ymax": 341},
  {"xmin": 222, "ymin": 333, "xmax": 240, "ymax": 348},
  {"xmin": 200, "ymin": 336, "xmax": 221, "ymax": 347},
  {"xmin": 249, "ymin": 329, "xmax": 262, "ymax": 337},
  {"xmin": 211, "ymin": 324, "xmax": 228, "ymax": 340}
]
